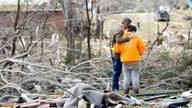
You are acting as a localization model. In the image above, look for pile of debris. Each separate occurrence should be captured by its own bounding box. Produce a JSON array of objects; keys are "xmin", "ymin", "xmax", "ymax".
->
[{"xmin": 0, "ymin": 83, "xmax": 191, "ymax": 108}]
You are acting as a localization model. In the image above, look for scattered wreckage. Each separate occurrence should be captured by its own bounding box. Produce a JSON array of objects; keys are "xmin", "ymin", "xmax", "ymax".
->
[{"xmin": 0, "ymin": 83, "xmax": 191, "ymax": 108}]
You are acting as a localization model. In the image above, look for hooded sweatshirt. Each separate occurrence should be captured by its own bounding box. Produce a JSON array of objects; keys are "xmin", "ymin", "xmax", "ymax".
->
[{"xmin": 113, "ymin": 32, "xmax": 145, "ymax": 64}]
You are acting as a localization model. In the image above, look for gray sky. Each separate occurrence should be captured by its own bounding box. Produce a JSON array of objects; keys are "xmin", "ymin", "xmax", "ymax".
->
[{"xmin": 0, "ymin": 0, "xmax": 48, "ymax": 5}]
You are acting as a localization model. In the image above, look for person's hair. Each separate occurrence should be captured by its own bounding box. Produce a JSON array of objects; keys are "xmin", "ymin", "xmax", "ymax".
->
[
  {"xmin": 127, "ymin": 25, "xmax": 137, "ymax": 32},
  {"xmin": 121, "ymin": 17, "xmax": 132, "ymax": 25}
]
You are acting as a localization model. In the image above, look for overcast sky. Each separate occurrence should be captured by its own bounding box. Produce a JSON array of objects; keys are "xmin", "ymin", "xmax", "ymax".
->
[{"xmin": 0, "ymin": 0, "xmax": 48, "ymax": 5}]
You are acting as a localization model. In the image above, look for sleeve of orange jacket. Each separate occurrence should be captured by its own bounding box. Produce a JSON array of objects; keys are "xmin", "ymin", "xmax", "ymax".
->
[
  {"xmin": 114, "ymin": 32, "xmax": 131, "ymax": 54},
  {"xmin": 113, "ymin": 43, "xmax": 120, "ymax": 54},
  {"xmin": 138, "ymin": 38, "xmax": 145, "ymax": 55}
]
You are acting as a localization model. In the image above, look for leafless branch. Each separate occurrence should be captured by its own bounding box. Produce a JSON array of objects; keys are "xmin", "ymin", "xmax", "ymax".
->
[{"xmin": 146, "ymin": 22, "xmax": 169, "ymax": 59}]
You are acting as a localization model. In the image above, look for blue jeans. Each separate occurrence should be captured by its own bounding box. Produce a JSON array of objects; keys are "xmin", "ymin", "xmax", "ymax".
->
[{"xmin": 111, "ymin": 57, "xmax": 122, "ymax": 91}]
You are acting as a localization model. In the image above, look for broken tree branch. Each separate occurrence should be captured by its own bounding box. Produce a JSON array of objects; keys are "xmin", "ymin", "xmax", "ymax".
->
[{"xmin": 146, "ymin": 22, "xmax": 169, "ymax": 59}]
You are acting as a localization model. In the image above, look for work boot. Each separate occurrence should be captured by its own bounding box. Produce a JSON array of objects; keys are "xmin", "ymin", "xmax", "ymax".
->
[{"xmin": 134, "ymin": 89, "xmax": 139, "ymax": 94}]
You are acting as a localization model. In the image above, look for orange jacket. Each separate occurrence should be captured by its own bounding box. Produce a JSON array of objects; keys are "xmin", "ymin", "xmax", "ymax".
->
[{"xmin": 113, "ymin": 32, "xmax": 145, "ymax": 63}]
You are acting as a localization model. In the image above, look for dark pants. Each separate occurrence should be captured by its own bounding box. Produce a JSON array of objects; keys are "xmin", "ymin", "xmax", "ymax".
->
[{"xmin": 111, "ymin": 57, "xmax": 122, "ymax": 91}]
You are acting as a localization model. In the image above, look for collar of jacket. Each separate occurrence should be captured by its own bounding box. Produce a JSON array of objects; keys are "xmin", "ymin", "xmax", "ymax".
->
[{"xmin": 120, "ymin": 24, "xmax": 126, "ymax": 31}]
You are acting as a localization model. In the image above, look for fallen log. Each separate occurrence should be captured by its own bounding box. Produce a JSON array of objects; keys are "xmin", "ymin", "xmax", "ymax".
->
[
  {"xmin": 133, "ymin": 90, "xmax": 183, "ymax": 97},
  {"xmin": 143, "ymin": 94, "xmax": 170, "ymax": 101},
  {"xmin": 168, "ymin": 101, "xmax": 190, "ymax": 108}
]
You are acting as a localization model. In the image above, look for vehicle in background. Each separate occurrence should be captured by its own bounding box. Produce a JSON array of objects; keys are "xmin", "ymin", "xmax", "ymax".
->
[
  {"xmin": 155, "ymin": 10, "xmax": 170, "ymax": 21},
  {"xmin": 186, "ymin": 0, "xmax": 192, "ymax": 8},
  {"xmin": 155, "ymin": 5, "xmax": 170, "ymax": 22}
]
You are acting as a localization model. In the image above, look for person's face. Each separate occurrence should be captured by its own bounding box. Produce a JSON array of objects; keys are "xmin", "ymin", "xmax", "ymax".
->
[{"xmin": 123, "ymin": 23, "xmax": 130, "ymax": 29}]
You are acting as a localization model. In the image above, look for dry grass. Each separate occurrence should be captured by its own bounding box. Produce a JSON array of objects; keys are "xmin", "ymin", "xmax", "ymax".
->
[{"xmin": 104, "ymin": 9, "xmax": 192, "ymax": 42}]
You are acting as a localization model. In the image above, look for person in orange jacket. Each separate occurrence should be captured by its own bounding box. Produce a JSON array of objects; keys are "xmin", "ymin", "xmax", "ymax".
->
[
  {"xmin": 109, "ymin": 17, "xmax": 132, "ymax": 91},
  {"xmin": 113, "ymin": 25, "xmax": 145, "ymax": 94}
]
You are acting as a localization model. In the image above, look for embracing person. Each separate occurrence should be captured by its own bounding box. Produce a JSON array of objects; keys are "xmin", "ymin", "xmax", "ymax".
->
[{"xmin": 113, "ymin": 25, "xmax": 145, "ymax": 94}]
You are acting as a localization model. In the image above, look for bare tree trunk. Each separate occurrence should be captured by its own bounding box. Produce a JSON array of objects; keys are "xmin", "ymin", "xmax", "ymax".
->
[
  {"xmin": 95, "ymin": 4, "xmax": 101, "ymax": 38},
  {"xmin": 4, "ymin": 0, "xmax": 21, "ymax": 81},
  {"xmin": 60, "ymin": 0, "xmax": 75, "ymax": 64},
  {"xmin": 184, "ymin": 20, "xmax": 192, "ymax": 50},
  {"xmin": 85, "ymin": 0, "xmax": 91, "ymax": 59},
  {"xmin": 66, "ymin": 0, "xmax": 74, "ymax": 63},
  {"xmin": 12, "ymin": 0, "xmax": 21, "ymax": 57},
  {"xmin": 98, "ymin": 15, "xmax": 104, "ymax": 56}
]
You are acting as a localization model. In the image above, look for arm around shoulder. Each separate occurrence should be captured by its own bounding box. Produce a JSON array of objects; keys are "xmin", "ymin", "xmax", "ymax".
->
[{"xmin": 116, "ymin": 33, "xmax": 130, "ymax": 44}]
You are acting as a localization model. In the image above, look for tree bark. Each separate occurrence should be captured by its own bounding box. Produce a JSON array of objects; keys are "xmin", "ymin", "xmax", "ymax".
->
[
  {"xmin": 60, "ymin": 0, "xmax": 76, "ymax": 64},
  {"xmin": 85, "ymin": 0, "xmax": 92, "ymax": 59}
]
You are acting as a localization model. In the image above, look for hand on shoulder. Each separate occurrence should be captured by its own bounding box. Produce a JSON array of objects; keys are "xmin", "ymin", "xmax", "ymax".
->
[{"xmin": 129, "ymin": 32, "xmax": 137, "ymax": 39}]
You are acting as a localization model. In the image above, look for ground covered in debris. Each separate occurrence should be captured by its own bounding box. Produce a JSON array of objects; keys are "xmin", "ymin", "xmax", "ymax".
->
[
  {"xmin": 0, "ymin": 83, "xmax": 191, "ymax": 108},
  {"xmin": 0, "ymin": 2, "xmax": 192, "ymax": 108}
]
